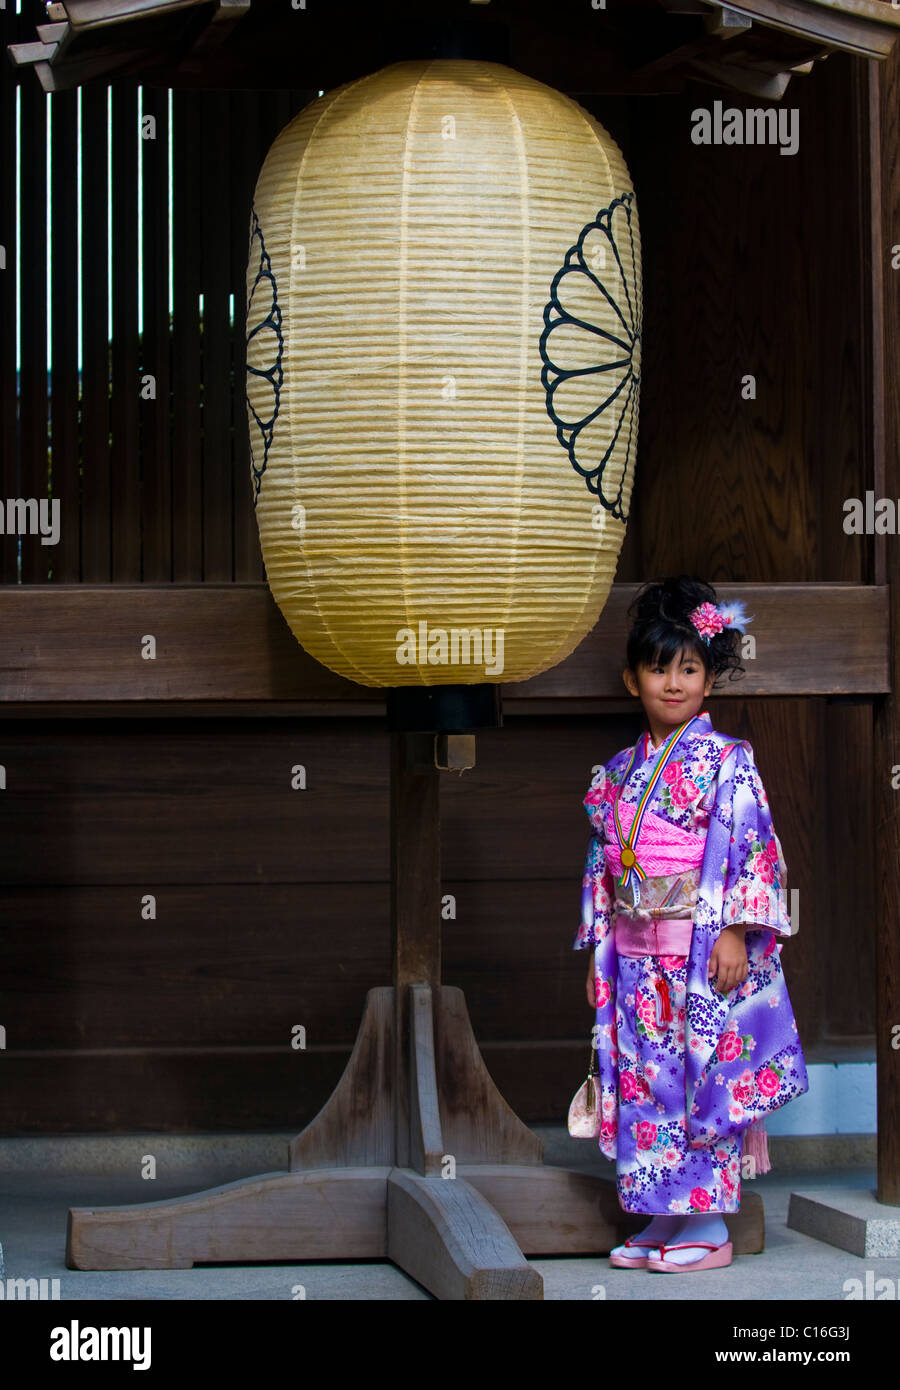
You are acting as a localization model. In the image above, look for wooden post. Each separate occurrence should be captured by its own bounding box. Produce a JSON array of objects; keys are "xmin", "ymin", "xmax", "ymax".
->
[
  {"xmin": 872, "ymin": 46, "xmax": 900, "ymax": 1207},
  {"xmin": 392, "ymin": 730, "xmax": 442, "ymax": 1172}
]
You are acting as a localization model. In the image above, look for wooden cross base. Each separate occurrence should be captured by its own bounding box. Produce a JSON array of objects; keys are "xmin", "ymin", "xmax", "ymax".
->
[{"xmin": 67, "ymin": 983, "xmax": 765, "ymax": 1299}]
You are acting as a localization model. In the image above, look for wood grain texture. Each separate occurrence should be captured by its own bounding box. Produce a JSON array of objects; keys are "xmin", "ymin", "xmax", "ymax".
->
[
  {"xmin": 80, "ymin": 82, "xmax": 113, "ymax": 584},
  {"xmin": 229, "ymin": 88, "xmax": 266, "ymax": 585},
  {"xmin": 0, "ymin": 14, "xmax": 19, "ymax": 585},
  {"xmin": 200, "ymin": 88, "xmax": 234, "ymax": 584},
  {"xmin": 462, "ymin": 1166, "xmax": 765, "ymax": 1256},
  {"xmin": 9, "ymin": 0, "xmax": 900, "ymax": 94},
  {"xmin": 139, "ymin": 84, "xmax": 173, "ymax": 585},
  {"xmin": 17, "ymin": 75, "xmax": 49, "ymax": 585},
  {"xmin": 68, "ymin": 1169, "xmax": 391, "ymax": 1270},
  {"xmin": 872, "ymin": 40, "xmax": 900, "ymax": 1205},
  {"xmin": 110, "ymin": 82, "xmax": 141, "ymax": 583},
  {"xmin": 386, "ymin": 1170, "xmax": 541, "ymax": 1300},
  {"xmin": 0, "ymin": 583, "xmax": 888, "ymax": 702},
  {"xmin": 288, "ymin": 989, "xmax": 396, "ymax": 1171},
  {"xmin": 171, "ymin": 88, "xmax": 204, "ymax": 582},
  {"xmin": 49, "ymin": 87, "xmax": 80, "ymax": 584},
  {"xmin": 615, "ymin": 53, "xmax": 869, "ymax": 587},
  {"xmin": 0, "ymin": 708, "xmax": 836, "ymax": 1131},
  {"xmin": 825, "ymin": 700, "xmax": 875, "ymax": 1037}
]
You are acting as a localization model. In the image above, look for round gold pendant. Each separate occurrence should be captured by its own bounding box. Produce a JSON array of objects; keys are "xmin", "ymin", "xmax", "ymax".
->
[{"xmin": 620, "ymin": 846, "xmax": 636, "ymax": 869}]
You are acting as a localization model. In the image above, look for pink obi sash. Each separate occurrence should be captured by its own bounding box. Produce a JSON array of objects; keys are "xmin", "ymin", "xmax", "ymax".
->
[
  {"xmin": 614, "ymin": 913, "xmax": 694, "ymax": 958},
  {"xmin": 603, "ymin": 802, "xmax": 705, "ymax": 879}
]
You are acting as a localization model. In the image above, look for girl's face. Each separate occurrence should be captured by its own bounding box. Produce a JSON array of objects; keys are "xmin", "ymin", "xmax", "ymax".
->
[{"xmin": 622, "ymin": 645, "xmax": 715, "ymax": 734}]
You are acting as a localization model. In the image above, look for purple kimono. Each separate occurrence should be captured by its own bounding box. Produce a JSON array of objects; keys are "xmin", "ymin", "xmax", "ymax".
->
[{"xmin": 574, "ymin": 710, "xmax": 809, "ymax": 1215}]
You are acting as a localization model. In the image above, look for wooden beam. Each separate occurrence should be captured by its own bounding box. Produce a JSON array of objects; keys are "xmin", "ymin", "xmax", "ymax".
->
[
  {"xmin": 704, "ymin": 5, "xmax": 753, "ymax": 36},
  {"xmin": 189, "ymin": 0, "xmax": 249, "ymax": 48},
  {"xmin": 631, "ymin": 37, "xmax": 714, "ymax": 78},
  {"xmin": 7, "ymin": 40, "xmax": 59, "ymax": 65},
  {"xmin": 8, "ymin": 0, "xmax": 900, "ymax": 98},
  {"xmin": 35, "ymin": 23, "xmax": 69, "ymax": 43},
  {"xmin": 688, "ymin": 56, "xmax": 794, "ymax": 96},
  {"xmin": 0, "ymin": 583, "xmax": 888, "ymax": 706},
  {"xmin": 59, "ymin": 0, "xmax": 204, "ymax": 27},
  {"xmin": 705, "ymin": 0, "xmax": 900, "ymax": 59},
  {"xmin": 749, "ymin": 45, "xmax": 832, "ymax": 73},
  {"xmin": 26, "ymin": 48, "xmax": 150, "ymax": 94}
]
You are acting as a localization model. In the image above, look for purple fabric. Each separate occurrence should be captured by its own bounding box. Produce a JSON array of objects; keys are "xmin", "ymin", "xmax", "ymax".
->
[{"xmin": 574, "ymin": 712, "xmax": 809, "ymax": 1213}]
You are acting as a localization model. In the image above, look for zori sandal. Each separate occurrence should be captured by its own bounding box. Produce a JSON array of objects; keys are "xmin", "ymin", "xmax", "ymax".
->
[
  {"xmin": 609, "ymin": 1236, "xmax": 662, "ymax": 1269},
  {"xmin": 645, "ymin": 1240, "xmax": 733, "ymax": 1273}
]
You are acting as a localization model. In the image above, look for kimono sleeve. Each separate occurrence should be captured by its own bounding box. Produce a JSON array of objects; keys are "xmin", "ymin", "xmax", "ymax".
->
[
  {"xmin": 716, "ymin": 742, "xmax": 792, "ymax": 936},
  {"xmin": 573, "ymin": 833, "xmax": 616, "ymax": 949}
]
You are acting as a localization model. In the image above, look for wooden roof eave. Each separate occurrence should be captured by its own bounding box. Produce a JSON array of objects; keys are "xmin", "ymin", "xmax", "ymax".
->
[
  {"xmin": 648, "ymin": 1, "xmax": 900, "ymax": 99},
  {"xmin": 5, "ymin": 0, "xmax": 900, "ymax": 99},
  {"xmin": 703, "ymin": 0, "xmax": 900, "ymax": 59},
  {"xmin": 6, "ymin": 0, "xmax": 250, "ymax": 92}
]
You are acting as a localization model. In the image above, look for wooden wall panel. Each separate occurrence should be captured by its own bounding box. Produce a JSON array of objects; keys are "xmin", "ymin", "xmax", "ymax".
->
[
  {"xmin": 591, "ymin": 53, "xmax": 869, "ymax": 587},
  {"xmin": 825, "ymin": 701, "xmax": 876, "ymax": 1038},
  {"xmin": 0, "ymin": 883, "xmax": 389, "ymax": 1050},
  {"xmin": 873, "ymin": 34, "xmax": 900, "ymax": 1202},
  {"xmin": 80, "ymin": 83, "xmax": 114, "ymax": 585},
  {"xmin": 0, "ymin": 7, "xmax": 19, "ymax": 586},
  {"xmin": 171, "ymin": 88, "xmax": 205, "ymax": 582},
  {"xmin": 0, "ymin": 709, "xmax": 845, "ymax": 1132},
  {"xmin": 17, "ymin": 75, "xmax": 49, "ymax": 585},
  {"xmin": 110, "ymin": 82, "xmax": 142, "ymax": 584},
  {"xmin": 0, "ymin": 720, "xmax": 389, "ymax": 886},
  {"xmin": 200, "ymin": 89, "xmax": 235, "ymax": 584},
  {"xmin": 140, "ymin": 84, "xmax": 174, "ymax": 585},
  {"xmin": 49, "ymin": 87, "xmax": 80, "ymax": 585},
  {"xmin": 230, "ymin": 88, "xmax": 267, "ymax": 585}
]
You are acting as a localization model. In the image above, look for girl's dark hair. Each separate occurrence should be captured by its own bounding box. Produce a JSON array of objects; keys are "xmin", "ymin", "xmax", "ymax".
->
[{"xmin": 625, "ymin": 575, "xmax": 745, "ymax": 686}]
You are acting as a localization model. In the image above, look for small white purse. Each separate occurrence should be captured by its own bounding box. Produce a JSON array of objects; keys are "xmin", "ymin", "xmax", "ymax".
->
[{"xmin": 567, "ymin": 1036, "xmax": 602, "ymax": 1138}]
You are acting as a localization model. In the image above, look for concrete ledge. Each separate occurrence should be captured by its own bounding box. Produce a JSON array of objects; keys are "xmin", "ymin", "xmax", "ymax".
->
[
  {"xmin": 533, "ymin": 1125, "xmax": 875, "ymax": 1174},
  {"xmin": 0, "ymin": 1127, "xmax": 876, "ymax": 1177},
  {"xmin": 0, "ymin": 1133, "xmax": 296, "ymax": 1179},
  {"xmin": 788, "ymin": 1187, "xmax": 900, "ymax": 1257}
]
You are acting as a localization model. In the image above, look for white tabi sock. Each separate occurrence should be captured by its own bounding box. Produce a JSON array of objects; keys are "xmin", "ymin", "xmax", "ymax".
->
[
  {"xmin": 661, "ymin": 1212, "xmax": 729, "ymax": 1264},
  {"xmin": 610, "ymin": 1213, "xmax": 682, "ymax": 1259}
]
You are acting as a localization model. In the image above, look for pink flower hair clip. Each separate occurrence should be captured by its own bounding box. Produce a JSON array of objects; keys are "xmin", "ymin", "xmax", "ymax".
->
[{"xmin": 688, "ymin": 600, "xmax": 753, "ymax": 645}]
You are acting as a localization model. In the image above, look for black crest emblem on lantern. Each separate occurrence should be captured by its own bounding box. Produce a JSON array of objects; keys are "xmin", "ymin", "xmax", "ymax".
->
[
  {"xmin": 539, "ymin": 191, "xmax": 641, "ymax": 523},
  {"xmin": 246, "ymin": 206, "xmax": 284, "ymax": 507}
]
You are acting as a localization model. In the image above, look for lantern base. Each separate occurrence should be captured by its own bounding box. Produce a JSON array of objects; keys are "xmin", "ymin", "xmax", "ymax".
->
[
  {"xmin": 385, "ymin": 682, "xmax": 503, "ymax": 733},
  {"xmin": 66, "ymin": 984, "xmax": 766, "ymax": 1296}
]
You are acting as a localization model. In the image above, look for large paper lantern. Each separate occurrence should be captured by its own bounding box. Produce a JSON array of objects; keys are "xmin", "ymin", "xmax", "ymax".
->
[{"xmin": 246, "ymin": 59, "xmax": 641, "ymax": 687}]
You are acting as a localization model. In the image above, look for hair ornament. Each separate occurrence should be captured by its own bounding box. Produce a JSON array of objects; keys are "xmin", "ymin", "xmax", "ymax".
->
[{"xmin": 688, "ymin": 599, "xmax": 754, "ymax": 645}]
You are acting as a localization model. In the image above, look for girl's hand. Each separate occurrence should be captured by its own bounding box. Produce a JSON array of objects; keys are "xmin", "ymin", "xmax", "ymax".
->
[
  {"xmin": 708, "ymin": 925, "xmax": 749, "ymax": 995},
  {"xmin": 586, "ymin": 957, "xmax": 596, "ymax": 1009}
]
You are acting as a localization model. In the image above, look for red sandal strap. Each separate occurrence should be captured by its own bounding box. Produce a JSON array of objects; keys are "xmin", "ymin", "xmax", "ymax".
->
[{"xmin": 623, "ymin": 1236, "xmax": 660, "ymax": 1249}]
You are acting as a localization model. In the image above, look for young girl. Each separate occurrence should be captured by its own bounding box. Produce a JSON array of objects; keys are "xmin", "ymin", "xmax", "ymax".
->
[{"xmin": 573, "ymin": 575, "xmax": 808, "ymax": 1272}]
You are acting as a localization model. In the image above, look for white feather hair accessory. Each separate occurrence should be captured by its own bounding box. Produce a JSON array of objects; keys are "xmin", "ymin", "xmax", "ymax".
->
[{"xmin": 688, "ymin": 598, "xmax": 754, "ymax": 643}]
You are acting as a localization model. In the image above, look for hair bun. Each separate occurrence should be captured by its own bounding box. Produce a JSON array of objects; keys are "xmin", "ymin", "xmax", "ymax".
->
[{"xmin": 625, "ymin": 574, "xmax": 745, "ymax": 686}]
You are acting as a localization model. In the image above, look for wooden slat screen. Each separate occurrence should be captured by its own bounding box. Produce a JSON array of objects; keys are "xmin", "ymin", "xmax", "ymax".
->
[{"xmin": 0, "ymin": 26, "xmax": 316, "ymax": 583}]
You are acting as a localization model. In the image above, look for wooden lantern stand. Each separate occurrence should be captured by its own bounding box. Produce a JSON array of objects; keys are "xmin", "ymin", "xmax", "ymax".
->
[{"xmin": 66, "ymin": 686, "xmax": 764, "ymax": 1299}]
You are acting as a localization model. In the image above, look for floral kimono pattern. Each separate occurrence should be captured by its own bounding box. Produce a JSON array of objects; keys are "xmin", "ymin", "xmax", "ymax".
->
[{"xmin": 574, "ymin": 711, "xmax": 809, "ymax": 1215}]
